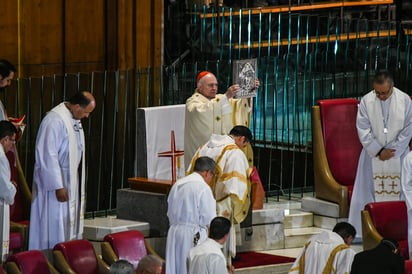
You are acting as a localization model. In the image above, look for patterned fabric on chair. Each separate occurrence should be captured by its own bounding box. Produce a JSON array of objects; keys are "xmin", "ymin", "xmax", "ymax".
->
[
  {"xmin": 361, "ymin": 200, "xmax": 409, "ymax": 259},
  {"xmin": 5, "ymin": 250, "xmax": 58, "ymax": 274},
  {"xmin": 312, "ymin": 98, "xmax": 362, "ymax": 217},
  {"xmin": 53, "ymin": 239, "xmax": 106, "ymax": 274},
  {"xmin": 101, "ymin": 230, "xmax": 164, "ymax": 270}
]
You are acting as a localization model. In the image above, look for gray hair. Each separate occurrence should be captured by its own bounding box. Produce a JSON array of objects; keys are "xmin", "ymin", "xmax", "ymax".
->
[
  {"xmin": 193, "ymin": 156, "xmax": 216, "ymax": 174},
  {"xmin": 136, "ymin": 255, "xmax": 163, "ymax": 274},
  {"xmin": 109, "ymin": 259, "xmax": 134, "ymax": 274}
]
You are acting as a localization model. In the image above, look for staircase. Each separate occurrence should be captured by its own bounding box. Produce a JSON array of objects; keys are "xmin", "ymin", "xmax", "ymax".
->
[
  {"xmin": 234, "ymin": 196, "xmax": 356, "ymax": 274},
  {"xmin": 83, "ymin": 196, "xmax": 361, "ymax": 274}
]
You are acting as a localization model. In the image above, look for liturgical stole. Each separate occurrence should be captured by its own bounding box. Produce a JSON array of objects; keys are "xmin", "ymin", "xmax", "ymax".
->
[
  {"xmin": 369, "ymin": 90, "xmax": 404, "ymax": 201},
  {"xmin": 52, "ymin": 103, "xmax": 86, "ymax": 240}
]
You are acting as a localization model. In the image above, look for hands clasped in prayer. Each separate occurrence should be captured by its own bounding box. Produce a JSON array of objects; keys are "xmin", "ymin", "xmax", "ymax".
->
[{"xmin": 378, "ymin": 148, "xmax": 396, "ymax": 161}]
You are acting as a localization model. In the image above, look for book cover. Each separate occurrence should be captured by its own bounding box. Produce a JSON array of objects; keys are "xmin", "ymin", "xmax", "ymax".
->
[{"xmin": 232, "ymin": 58, "xmax": 257, "ymax": 99}]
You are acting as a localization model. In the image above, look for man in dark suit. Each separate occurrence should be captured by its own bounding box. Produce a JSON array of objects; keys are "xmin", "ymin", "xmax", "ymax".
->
[{"xmin": 351, "ymin": 239, "xmax": 404, "ymax": 274}]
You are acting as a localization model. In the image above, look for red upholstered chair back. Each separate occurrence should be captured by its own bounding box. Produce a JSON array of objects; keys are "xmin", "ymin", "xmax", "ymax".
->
[
  {"xmin": 405, "ymin": 260, "xmax": 412, "ymax": 274},
  {"xmin": 53, "ymin": 239, "xmax": 99, "ymax": 274},
  {"xmin": 318, "ymin": 98, "xmax": 361, "ymax": 191},
  {"xmin": 9, "ymin": 232, "xmax": 23, "ymax": 251},
  {"xmin": 365, "ymin": 201, "xmax": 409, "ymax": 258},
  {"xmin": 6, "ymin": 250, "xmax": 50, "ymax": 273},
  {"xmin": 104, "ymin": 230, "xmax": 148, "ymax": 269}
]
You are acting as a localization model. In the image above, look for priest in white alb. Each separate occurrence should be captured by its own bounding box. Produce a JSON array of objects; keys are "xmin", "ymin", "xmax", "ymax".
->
[
  {"xmin": 184, "ymin": 71, "xmax": 258, "ymax": 170},
  {"xmin": 187, "ymin": 125, "xmax": 252, "ymax": 266},
  {"xmin": 0, "ymin": 121, "xmax": 18, "ymax": 262},
  {"xmin": 166, "ymin": 156, "xmax": 217, "ymax": 274},
  {"xmin": 348, "ymin": 70, "xmax": 412, "ymax": 240},
  {"xmin": 289, "ymin": 222, "xmax": 356, "ymax": 274},
  {"xmin": 28, "ymin": 91, "xmax": 96, "ymax": 254},
  {"xmin": 401, "ymin": 151, "xmax": 412, "ymax": 259}
]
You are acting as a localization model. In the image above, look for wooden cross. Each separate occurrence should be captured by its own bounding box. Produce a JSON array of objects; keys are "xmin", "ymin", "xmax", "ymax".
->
[{"xmin": 157, "ymin": 130, "xmax": 184, "ymax": 184}]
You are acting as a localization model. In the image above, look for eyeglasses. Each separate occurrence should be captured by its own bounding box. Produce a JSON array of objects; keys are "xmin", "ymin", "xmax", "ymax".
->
[
  {"xmin": 206, "ymin": 83, "xmax": 218, "ymax": 88},
  {"xmin": 375, "ymin": 86, "xmax": 393, "ymax": 98},
  {"xmin": 8, "ymin": 137, "xmax": 15, "ymax": 144}
]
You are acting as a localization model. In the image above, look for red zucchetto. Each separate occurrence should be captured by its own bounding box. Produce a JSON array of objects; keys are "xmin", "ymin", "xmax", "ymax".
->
[{"xmin": 196, "ymin": 71, "xmax": 210, "ymax": 83}]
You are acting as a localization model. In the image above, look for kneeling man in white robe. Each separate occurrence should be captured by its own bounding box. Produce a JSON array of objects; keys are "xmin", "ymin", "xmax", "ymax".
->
[{"xmin": 289, "ymin": 222, "xmax": 356, "ymax": 274}]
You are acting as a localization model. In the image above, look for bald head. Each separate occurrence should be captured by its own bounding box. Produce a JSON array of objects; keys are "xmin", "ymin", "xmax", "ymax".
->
[
  {"xmin": 197, "ymin": 72, "xmax": 218, "ymax": 100},
  {"xmin": 68, "ymin": 91, "xmax": 96, "ymax": 120}
]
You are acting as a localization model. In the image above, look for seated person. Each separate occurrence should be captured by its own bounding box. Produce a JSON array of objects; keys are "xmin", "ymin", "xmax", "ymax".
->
[
  {"xmin": 136, "ymin": 255, "xmax": 163, "ymax": 274},
  {"xmin": 110, "ymin": 259, "xmax": 134, "ymax": 274}
]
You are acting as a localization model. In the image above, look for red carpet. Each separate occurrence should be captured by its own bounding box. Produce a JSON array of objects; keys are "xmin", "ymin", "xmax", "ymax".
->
[{"xmin": 232, "ymin": 251, "xmax": 295, "ymax": 269}]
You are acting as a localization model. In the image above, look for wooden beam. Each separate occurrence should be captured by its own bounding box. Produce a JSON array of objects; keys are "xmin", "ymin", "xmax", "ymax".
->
[
  {"xmin": 229, "ymin": 29, "xmax": 397, "ymax": 49},
  {"xmin": 200, "ymin": 0, "xmax": 394, "ymax": 18}
]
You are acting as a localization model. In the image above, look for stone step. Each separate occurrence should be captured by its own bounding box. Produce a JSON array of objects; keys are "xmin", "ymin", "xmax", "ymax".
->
[
  {"xmin": 313, "ymin": 214, "xmax": 348, "ymax": 230},
  {"xmin": 236, "ymin": 262, "xmax": 294, "ymax": 274},
  {"xmin": 284, "ymin": 227, "xmax": 326, "ymax": 249},
  {"xmin": 283, "ymin": 209, "xmax": 314, "ymax": 229}
]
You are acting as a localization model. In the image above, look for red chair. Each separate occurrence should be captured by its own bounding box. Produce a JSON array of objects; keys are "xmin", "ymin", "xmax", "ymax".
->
[
  {"xmin": 361, "ymin": 201, "xmax": 409, "ymax": 259},
  {"xmin": 101, "ymin": 230, "xmax": 164, "ymax": 270},
  {"xmin": 53, "ymin": 239, "xmax": 106, "ymax": 274},
  {"xmin": 5, "ymin": 250, "xmax": 58, "ymax": 274},
  {"xmin": 9, "ymin": 232, "xmax": 23, "ymax": 253},
  {"xmin": 405, "ymin": 260, "xmax": 412, "ymax": 274},
  {"xmin": 312, "ymin": 98, "xmax": 362, "ymax": 217}
]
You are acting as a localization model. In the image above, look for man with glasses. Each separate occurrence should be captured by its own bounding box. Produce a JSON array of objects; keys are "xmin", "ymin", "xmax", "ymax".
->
[
  {"xmin": 0, "ymin": 120, "xmax": 18, "ymax": 262},
  {"xmin": 166, "ymin": 156, "xmax": 217, "ymax": 274},
  {"xmin": 28, "ymin": 91, "xmax": 96, "ymax": 256},
  {"xmin": 184, "ymin": 71, "xmax": 259, "ymax": 170},
  {"xmin": 187, "ymin": 125, "xmax": 252, "ymax": 268},
  {"xmin": 349, "ymin": 70, "xmax": 412, "ymax": 241}
]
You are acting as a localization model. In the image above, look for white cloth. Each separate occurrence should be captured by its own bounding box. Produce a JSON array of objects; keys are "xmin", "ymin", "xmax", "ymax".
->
[
  {"xmin": 372, "ymin": 157, "xmax": 401, "ymax": 201},
  {"xmin": 29, "ymin": 102, "xmax": 86, "ymax": 251},
  {"xmin": 0, "ymin": 101, "xmax": 6, "ymax": 120},
  {"xmin": 289, "ymin": 230, "xmax": 355, "ymax": 274},
  {"xmin": 184, "ymin": 90, "xmax": 251, "ymax": 169},
  {"xmin": 348, "ymin": 88, "xmax": 412, "ymax": 238},
  {"xmin": 0, "ymin": 144, "xmax": 16, "ymax": 262},
  {"xmin": 137, "ymin": 105, "xmax": 185, "ymax": 180},
  {"xmin": 166, "ymin": 172, "xmax": 217, "ymax": 274},
  {"xmin": 188, "ymin": 134, "xmax": 250, "ymax": 259},
  {"xmin": 401, "ymin": 152, "xmax": 412, "ymax": 258},
  {"xmin": 187, "ymin": 238, "xmax": 228, "ymax": 274}
]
